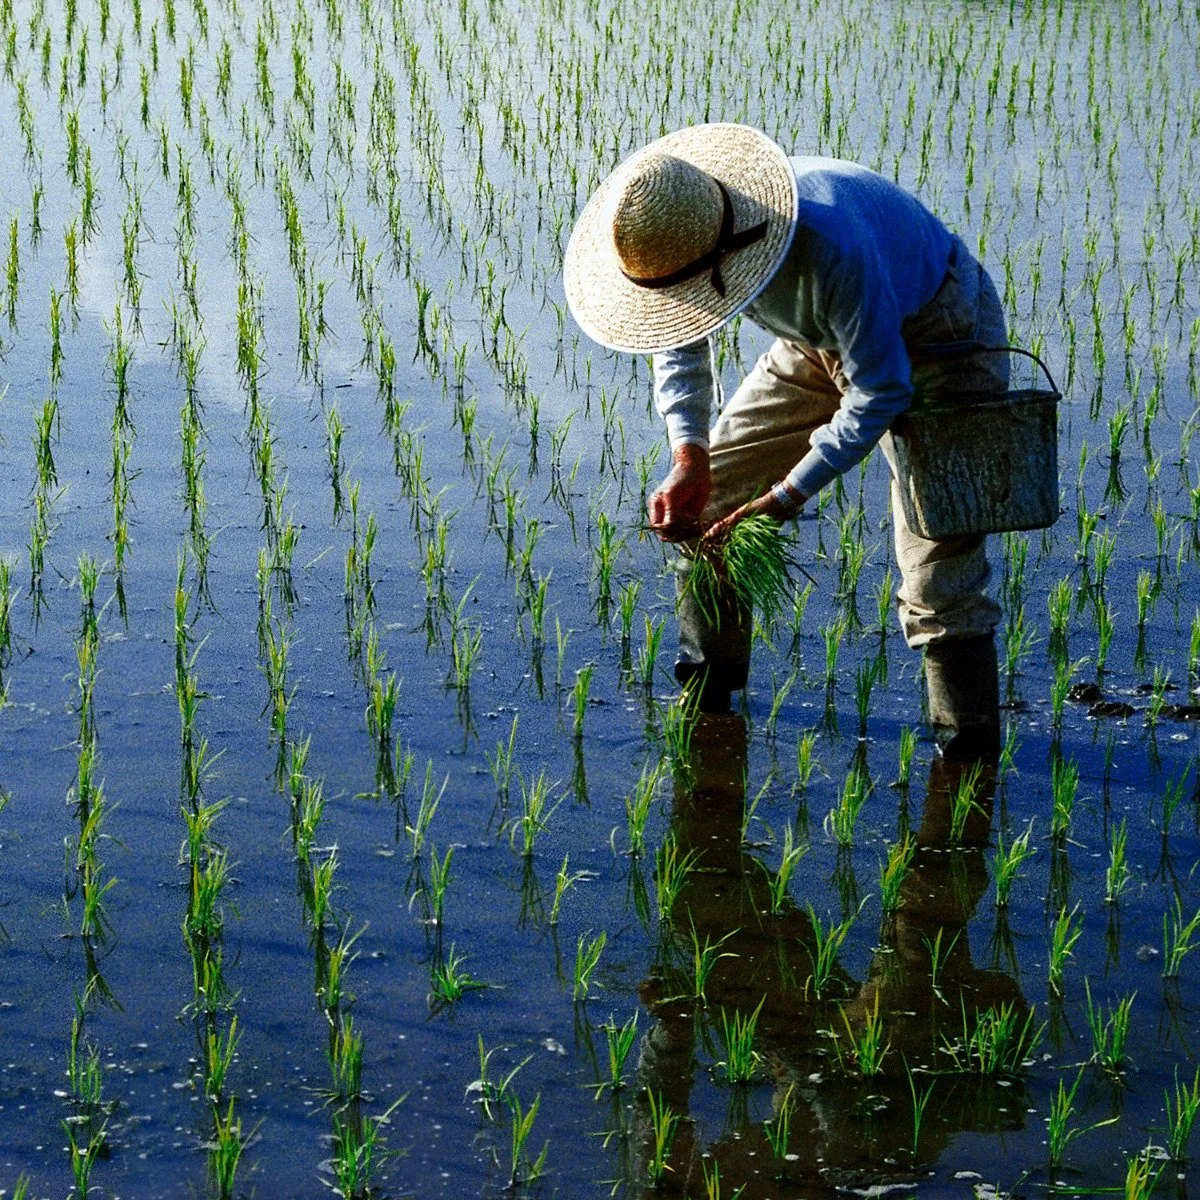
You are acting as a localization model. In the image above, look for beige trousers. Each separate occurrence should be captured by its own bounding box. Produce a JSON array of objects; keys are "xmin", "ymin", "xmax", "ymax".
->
[{"xmin": 677, "ymin": 238, "xmax": 1008, "ymax": 686}]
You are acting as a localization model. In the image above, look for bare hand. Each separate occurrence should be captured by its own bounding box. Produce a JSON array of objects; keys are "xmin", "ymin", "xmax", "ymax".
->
[
  {"xmin": 702, "ymin": 491, "xmax": 791, "ymax": 546},
  {"xmin": 648, "ymin": 445, "xmax": 711, "ymax": 541}
]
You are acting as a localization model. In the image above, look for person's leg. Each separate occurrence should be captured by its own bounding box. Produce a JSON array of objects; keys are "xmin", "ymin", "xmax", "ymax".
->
[
  {"xmin": 883, "ymin": 240, "xmax": 1009, "ymax": 754},
  {"xmin": 674, "ymin": 339, "xmax": 841, "ymax": 702}
]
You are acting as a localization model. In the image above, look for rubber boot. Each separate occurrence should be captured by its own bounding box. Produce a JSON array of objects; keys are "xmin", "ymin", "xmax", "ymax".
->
[{"xmin": 922, "ymin": 633, "xmax": 1001, "ymax": 761}]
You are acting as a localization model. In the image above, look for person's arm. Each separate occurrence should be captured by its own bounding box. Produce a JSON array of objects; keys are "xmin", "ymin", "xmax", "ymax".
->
[
  {"xmin": 647, "ymin": 341, "xmax": 717, "ymax": 538},
  {"xmin": 783, "ymin": 234, "xmax": 913, "ymax": 500},
  {"xmin": 653, "ymin": 340, "xmax": 716, "ymax": 451}
]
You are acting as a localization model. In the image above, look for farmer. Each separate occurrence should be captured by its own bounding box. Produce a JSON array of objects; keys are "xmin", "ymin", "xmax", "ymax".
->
[{"xmin": 564, "ymin": 124, "xmax": 1007, "ymax": 755}]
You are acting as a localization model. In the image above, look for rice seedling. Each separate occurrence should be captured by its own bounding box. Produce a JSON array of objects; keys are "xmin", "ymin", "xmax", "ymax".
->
[
  {"xmin": 762, "ymin": 1081, "xmax": 797, "ymax": 1176},
  {"xmin": 1046, "ymin": 1068, "xmax": 1118, "ymax": 1168},
  {"xmin": 683, "ymin": 514, "xmax": 796, "ymax": 629},
  {"xmin": 1083, "ymin": 980, "xmax": 1133, "ymax": 1075},
  {"xmin": 469, "ymin": 1038, "xmax": 531, "ymax": 1122},
  {"xmin": 1123, "ymin": 1146, "xmax": 1162, "ymax": 1199},
  {"xmin": 570, "ymin": 661, "xmax": 594, "ymax": 737},
  {"xmin": 761, "ymin": 822, "xmax": 807, "ymax": 915},
  {"xmin": 620, "ymin": 759, "xmax": 664, "ymax": 858},
  {"xmin": 64, "ymin": 1118, "xmax": 108, "ymax": 1198},
  {"xmin": 836, "ymin": 991, "xmax": 889, "ymax": 1076},
  {"xmin": 993, "ymin": 819, "xmax": 1036, "ymax": 907},
  {"xmin": 508, "ymin": 769, "xmax": 560, "ymax": 858},
  {"xmin": 643, "ymin": 1090, "xmax": 680, "ymax": 1188},
  {"xmin": 823, "ymin": 761, "xmax": 871, "ymax": 847},
  {"xmin": 715, "ymin": 997, "xmax": 765, "ymax": 1084},
  {"xmin": 941, "ymin": 999, "xmax": 1043, "ymax": 1075},
  {"xmin": 549, "ymin": 853, "xmax": 588, "ymax": 926},
  {"xmin": 490, "ymin": 1087, "xmax": 549, "ymax": 1195},
  {"xmin": 405, "ymin": 762, "xmax": 447, "ymax": 860},
  {"xmin": 687, "ymin": 922, "xmax": 738, "ymax": 1006},
  {"xmin": 653, "ymin": 833, "xmax": 698, "ymax": 925},
  {"xmin": 327, "ymin": 1016, "xmax": 364, "ymax": 1106},
  {"xmin": 794, "ymin": 729, "xmax": 819, "ymax": 794},
  {"xmin": 894, "ymin": 726, "xmax": 917, "ymax": 789},
  {"xmin": 948, "ymin": 760, "xmax": 986, "ymax": 844},
  {"xmin": 592, "ymin": 1012, "xmax": 638, "ymax": 1098},
  {"xmin": 1162, "ymin": 895, "xmax": 1200, "ymax": 978},
  {"xmin": 330, "ymin": 1099, "xmax": 402, "ymax": 1200},
  {"xmin": 905, "ymin": 1063, "xmax": 935, "ymax": 1156},
  {"xmin": 659, "ymin": 685, "xmax": 700, "ymax": 785},
  {"xmin": 572, "ymin": 930, "xmax": 606, "ymax": 1000},
  {"xmin": 803, "ymin": 903, "xmax": 855, "ymax": 1001},
  {"xmin": 1104, "ymin": 818, "xmax": 1131, "ymax": 905},
  {"xmin": 1165, "ymin": 1067, "xmax": 1200, "ymax": 1161},
  {"xmin": 878, "ymin": 832, "xmax": 914, "ymax": 914},
  {"xmin": 209, "ymin": 1099, "xmax": 251, "ymax": 1200},
  {"xmin": 922, "ymin": 926, "xmax": 961, "ymax": 1003},
  {"xmin": 1049, "ymin": 903, "xmax": 1082, "ymax": 997},
  {"xmin": 1049, "ymin": 756, "xmax": 1079, "ymax": 842},
  {"xmin": 701, "ymin": 1159, "xmax": 745, "ymax": 1200}
]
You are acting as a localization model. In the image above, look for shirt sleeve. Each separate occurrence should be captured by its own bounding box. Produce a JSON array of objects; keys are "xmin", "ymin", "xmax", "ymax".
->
[
  {"xmin": 652, "ymin": 339, "xmax": 716, "ymax": 451},
  {"xmin": 785, "ymin": 235, "xmax": 913, "ymax": 499}
]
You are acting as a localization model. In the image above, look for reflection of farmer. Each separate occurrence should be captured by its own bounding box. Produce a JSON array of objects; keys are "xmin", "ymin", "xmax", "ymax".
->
[
  {"xmin": 631, "ymin": 708, "xmax": 1026, "ymax": 1197},
  {"xmin": 564, "ymin": 125, "xmax": 1004, "ymax": 744}
]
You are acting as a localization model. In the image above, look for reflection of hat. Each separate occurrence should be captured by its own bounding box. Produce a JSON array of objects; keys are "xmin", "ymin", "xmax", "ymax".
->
[{"xmin": 564, "ymin": 124, "xmax": 798, "ymax": 355}]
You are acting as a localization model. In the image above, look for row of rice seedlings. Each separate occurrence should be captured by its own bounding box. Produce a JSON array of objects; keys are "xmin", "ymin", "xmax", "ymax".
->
[
  {"xmin": 172, "ymin": 575, "xmax": 252, "ymax": 1198},
  {"xmin": 282, "ymin": 732, "xmax": 404, "ymax": 1196}
]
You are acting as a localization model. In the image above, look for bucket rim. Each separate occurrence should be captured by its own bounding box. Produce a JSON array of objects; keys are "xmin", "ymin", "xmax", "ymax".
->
[{"xmin": 903, "ymin": 387, "xmax": 1061, "ymax": 416}]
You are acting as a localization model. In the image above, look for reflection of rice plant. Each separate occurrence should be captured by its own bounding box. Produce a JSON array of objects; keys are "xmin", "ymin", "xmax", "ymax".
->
[{"xmin": 716, "ymin": 997, "xmax": 765, "ymax": 1084}]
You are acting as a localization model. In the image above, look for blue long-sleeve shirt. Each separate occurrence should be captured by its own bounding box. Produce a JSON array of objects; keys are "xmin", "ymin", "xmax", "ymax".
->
[{"xmin": 653, "ymin": 157, "xmax": 954, "ymax": 498}]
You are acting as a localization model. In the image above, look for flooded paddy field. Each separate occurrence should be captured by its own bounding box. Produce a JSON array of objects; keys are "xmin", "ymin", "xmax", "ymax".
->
[{"xmin": 0, "ymin": 0, "xmax": 1198, "ymax": 1196}]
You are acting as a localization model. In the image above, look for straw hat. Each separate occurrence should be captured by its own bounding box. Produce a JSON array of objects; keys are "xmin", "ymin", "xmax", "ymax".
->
[{"xmin": 564, "ymin": 124, "xmax": 798, "ymax": 355}]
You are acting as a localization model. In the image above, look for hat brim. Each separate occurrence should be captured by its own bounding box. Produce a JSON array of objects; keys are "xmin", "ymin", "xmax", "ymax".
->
[{"xmin": 563, "ymin": 124, "xmax": 798, "ymax": 355}]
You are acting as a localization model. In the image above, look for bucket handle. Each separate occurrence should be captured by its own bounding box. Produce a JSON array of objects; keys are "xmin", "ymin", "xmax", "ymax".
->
[{"xmin": 914, "ymin": 340, "xmax": 1061, "ymax": 396}]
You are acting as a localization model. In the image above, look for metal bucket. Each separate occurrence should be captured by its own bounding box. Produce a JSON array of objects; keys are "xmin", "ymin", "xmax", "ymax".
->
[{"xmin": 887, "ymin": 345, "xmax": 1061, "ymax": 540}]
